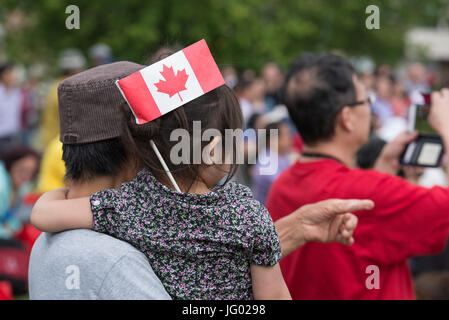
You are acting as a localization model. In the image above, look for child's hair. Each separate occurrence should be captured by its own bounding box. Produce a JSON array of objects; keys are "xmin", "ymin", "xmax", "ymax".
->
[{"xmin": 122, "ymin": 84, "xmax": 243, "ymax": 191}]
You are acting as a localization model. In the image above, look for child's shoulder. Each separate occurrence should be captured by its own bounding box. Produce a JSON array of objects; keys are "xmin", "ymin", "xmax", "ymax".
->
[
  {"xmin": 218, "ymin": 181, "xmax": 272, "ymax": 223},
  {"xmin": 220, "ymin": 181, "xmax": 259, "ymax": 205}
]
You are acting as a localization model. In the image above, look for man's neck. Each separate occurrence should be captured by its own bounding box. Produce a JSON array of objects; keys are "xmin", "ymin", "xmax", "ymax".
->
[
  {"xmin": 67, "ymin": 176, "xmax": 127, "ymax": 199},
  {"xmin": 301, "ymin": 139, "xmax": 357, "ymax": 168}
]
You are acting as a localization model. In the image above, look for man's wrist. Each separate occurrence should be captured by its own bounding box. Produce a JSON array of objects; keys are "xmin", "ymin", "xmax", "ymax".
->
[{"xmin": 275, "ymin": 210, "xmax": 307, "ymax": 259}]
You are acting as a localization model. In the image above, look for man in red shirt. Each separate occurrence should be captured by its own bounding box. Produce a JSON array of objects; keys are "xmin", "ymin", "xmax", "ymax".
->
[{"xmin": 266, "ymin": 52, "xmax": 449, "ymax": 299}]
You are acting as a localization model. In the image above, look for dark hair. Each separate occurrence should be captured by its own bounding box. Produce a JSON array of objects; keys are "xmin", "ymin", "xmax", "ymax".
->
[
  {"xmin": 414, "ymin": 272, "xmax": 449, "ymax": 300},
  {"xmin": 264, "ymin": 121, "xmax": 284, "ymax": 150},
  {"xmin": 62, "ymin": 138, "xmax": 128, "ymax": 182},
  {"xmin": 356, "ymin": 135, "xmax": 386, "ymax": 169},
  {"xmin": 0, "ymin": 63, "xmax": 13, "ymax": 78},
  {"xmin": 1, "ymin": 145, "xmax": 40, "ymax": 176},
  {"xmin": 282, "ymin": 53, "xmax": 357, "ymax": 145},
  {"xmin": 121, "ymin": 84, "xmax": 243, "ymax": 191},
  {"xmin": 247, "ymin": 113, "xmax": 263, "ymax": 130},
  {"xmin": 146, "ymin": 46, "xmax": 179, "ymax": 65}
]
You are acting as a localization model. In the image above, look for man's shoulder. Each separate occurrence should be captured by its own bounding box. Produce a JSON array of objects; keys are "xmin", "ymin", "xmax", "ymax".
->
[
  {"xmin": 267, "ymin": 159, "xmax": 405, "ymax": 211},
  {"xmin": 276, "ymin": 159, "xmax": 396, "ymax": 187},
  {"xmin": 29, "ymin": 229, "xmax": 171, "ymax": 300},
  {"xmin": 33, "ymin": 229, "xmax": 140, "ymax": 260}
]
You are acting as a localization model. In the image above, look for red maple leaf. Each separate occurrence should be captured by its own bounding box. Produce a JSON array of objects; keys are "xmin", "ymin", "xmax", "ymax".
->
[{"xmin": 154, "ymin": 64, "xmax": 189, "ymax": 102}]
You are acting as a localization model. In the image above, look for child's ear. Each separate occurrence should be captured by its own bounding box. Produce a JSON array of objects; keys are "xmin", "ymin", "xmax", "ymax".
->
[{"xmin": 202, "ymin": 136, "xmax": 222, "ymax": 165}]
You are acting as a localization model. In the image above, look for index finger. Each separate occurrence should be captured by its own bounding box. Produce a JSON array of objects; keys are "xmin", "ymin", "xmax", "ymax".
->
[{"xmin": 330, "ymin": 199, "xmax": 375, "ymax": 213}]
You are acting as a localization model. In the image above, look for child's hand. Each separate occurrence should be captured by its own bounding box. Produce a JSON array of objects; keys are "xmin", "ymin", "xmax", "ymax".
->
[{"xmin": 31, "ymin": 189, "xmax": 93, "ymax": 233}]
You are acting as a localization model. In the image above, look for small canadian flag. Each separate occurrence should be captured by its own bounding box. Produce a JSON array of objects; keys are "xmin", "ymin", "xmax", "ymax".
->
[{"xmin": 116, "ymin": 39, "xmax": 225, "ymax": 124}]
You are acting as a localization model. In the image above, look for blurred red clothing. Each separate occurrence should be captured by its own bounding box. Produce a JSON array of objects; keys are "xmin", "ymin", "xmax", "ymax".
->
[
  {"xmin": 15, "ymin": 192, "xmax": 42, "ymax": 254},
  {"xmin": 391, "ymin": 96, "xmax": 410, "ymax": 118},
  {"xmin": 293, "ymin": 133, "xmax": 303, "ymax": 154},
  {"xmin": 266, "ymin": 159, "xmax": 449, "ymax": 300},
  {"xmin": 15, "ymin": 224, "xmax": 41, "ymax": 255},
  {"xmin": 0, "ymin": 281, "xmax": 13, "ymax": 300}
]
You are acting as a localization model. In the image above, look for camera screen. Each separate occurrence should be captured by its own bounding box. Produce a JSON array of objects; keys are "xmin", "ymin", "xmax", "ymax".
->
[
  {"xmin": 417, "ymin": 142, "xmax": 443, "ymax": 166},
  {"xmin": 414, "ymin": 105, "xmax": 437, "ymax": 135}
]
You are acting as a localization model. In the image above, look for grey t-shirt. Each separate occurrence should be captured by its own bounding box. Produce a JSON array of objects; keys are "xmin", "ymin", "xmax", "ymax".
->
[{"xmin": 28, "ymin": 229, "xmax": 171, "ymax": 300}]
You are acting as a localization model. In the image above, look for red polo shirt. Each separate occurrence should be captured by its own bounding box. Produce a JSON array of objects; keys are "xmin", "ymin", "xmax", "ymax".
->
[{"xmin": 266, "ymin": 159, "xmax": 449, "ymax": 300}]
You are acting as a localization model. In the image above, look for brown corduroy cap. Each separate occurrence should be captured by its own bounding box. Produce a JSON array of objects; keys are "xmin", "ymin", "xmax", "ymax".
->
[{"xmin": 58, "ymin": 61, "xmax": 145, "ymax": 144}]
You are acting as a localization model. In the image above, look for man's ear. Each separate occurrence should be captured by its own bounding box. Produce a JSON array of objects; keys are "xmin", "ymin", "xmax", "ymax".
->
[
  {"xmin": 338, "ymin": 106, "xmax": 354, "ymax": 132},
  {"xmin": 202, "ymin": 136, "xmax": 222, "ymax": 165}
]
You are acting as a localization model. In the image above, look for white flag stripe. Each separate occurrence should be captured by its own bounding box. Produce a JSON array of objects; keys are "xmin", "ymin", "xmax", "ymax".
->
[{"xmin": 139, "ymin": 51, "xmax": 204, "ymax": 115}]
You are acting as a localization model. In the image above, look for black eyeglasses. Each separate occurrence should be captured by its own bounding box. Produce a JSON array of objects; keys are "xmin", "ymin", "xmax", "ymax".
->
[{"xmin": 346, "ymin": 95, "xmax": 374, "ymax": 107}]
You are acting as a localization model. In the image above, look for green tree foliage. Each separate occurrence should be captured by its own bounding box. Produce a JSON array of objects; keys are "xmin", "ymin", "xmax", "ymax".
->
[{"xmin": 0, "ymin": 0, "xmax": 447, "ymax": 72}]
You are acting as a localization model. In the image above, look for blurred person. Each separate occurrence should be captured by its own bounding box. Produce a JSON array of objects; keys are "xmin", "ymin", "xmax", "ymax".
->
[
  {"xmin": 235, "ymin": 113, "xmax": 265, "ymax": 186},
  {"xmin": 360, "ymin": 72, "xmax": 375, "ymax": 95},
  {"xmin": 241, "ymin": 69, "xmax": 256, "ymax": 82},
  {"xmin": 375, "ymin": 64, "xmax": 392, "ymax": 78},
  {"xmin": 88, "ymin": 43, "xmax": 113, "ymax": 67},
  {"xmin": 147, "ymin": 46, "xmax": 178, "ymax": 65},
  {"xmin": 376, "ymin": 116, "xmax": 408, "ymax": 143},
  {"xmin": 409, "ymin": 163, "xmax": 449, "ymax": 279},
  {"xmin": 0, "ymin": 146, "xmax": 40, "ymax": 239},
  {"xmin": 418, "ymin": 166, "xmax": 448, "ymax": 189},
  {"xmin": 0, "ymin": 281, "xmax": 13, "ymax": 300},
  {"xmin": 267, "ymin": 52, "xmax": 449, "ymax": 299},
  {"xmin": 245, "ymin": 112, "xmax": 266, "ymax": 161},
  {"xmin": 40, "ymin": 49, "xmax": 86, "ymax": 147},
  {"xmin": 353, "ymin": 57, "xmax": 376, "ymax": 96},
  {"xmin": 262, "ymin": 62, "xmax": 284, "ymax": 110},
  {"xmin": 235, "ymin": 77, "xmax": 266, "ymax": 123},
  {"xmin": 0, "ymin": 161, "xmax": 12, "ymax": 236},
  {"xmin": 391, "ymin": 78, "xmax": 410, "ymax": 118},
  {"xmin": 404, "ymin": 62, "xmax": 431, "ymax": 94},
  {"xmin": 19, "ymin": 64, "xmax": 46, "ymax": 146},
  {"xmin": 401, "ymin": 166, "xmax": 425, "ymax": 185},
  {"xmin": 221, "ymin": 65, "xmax": 238, "ymax": 89},
  {"xmin": 252, "ymin": 121, "xmax": 293, "ymax": 205},
  {"xmin": 371, "ymin": 75, "xmax": 394, "ymax": 127},
  {"xmin": 414, "ymin": 272, "xmax": 449, "ymax": 300},
  {"xmin": 0, "ymin": 63, "xmax": 22, "ymax": 157}
]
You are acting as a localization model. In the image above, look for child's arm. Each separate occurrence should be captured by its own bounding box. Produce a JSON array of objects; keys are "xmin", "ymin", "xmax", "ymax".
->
[
  {"xmin": 31, "ymin": 188, "xmax": 93, "ymax": 232},
  {"xmin": 251, "ymin": 264, "xmax": 292, "ymax": 300}
]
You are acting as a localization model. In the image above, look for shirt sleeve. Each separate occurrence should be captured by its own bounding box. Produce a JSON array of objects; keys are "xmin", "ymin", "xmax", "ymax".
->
[
  {"xmin": 347, "ymin": 169, "xmax": 449, "ymax": 265},
  {"xmin": 98, "ymin": 251, "xmax": 172, "ymax": 300},
  {"xmin": 89, "ymin": 187, "xmax": 142, "ymax": 246},
  {"xmin": 249, "ymin": 202, "xmax": 282, "ymax": 266}
]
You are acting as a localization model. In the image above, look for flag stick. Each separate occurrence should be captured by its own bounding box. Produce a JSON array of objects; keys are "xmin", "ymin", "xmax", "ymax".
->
[{"xmin": 150, "ymin": 140, "xmax": 181, "ymax": 192}]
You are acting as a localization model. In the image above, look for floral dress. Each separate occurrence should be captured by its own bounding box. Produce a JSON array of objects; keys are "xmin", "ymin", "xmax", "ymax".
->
[{"xmin": 90, "ymin": 169, "xmax": 281, "ymax": 300}]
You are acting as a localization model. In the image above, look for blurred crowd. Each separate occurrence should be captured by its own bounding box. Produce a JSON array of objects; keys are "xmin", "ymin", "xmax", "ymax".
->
[{"xmin": 1, "ymin": 44, "xmax": 449, "ymax": 299}]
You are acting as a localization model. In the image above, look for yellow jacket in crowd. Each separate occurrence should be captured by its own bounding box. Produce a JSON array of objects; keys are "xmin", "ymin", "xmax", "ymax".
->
[
  {"xmin": 36, "ymin": 136, "xmax": 66, "ymax": 193},
  {"xmin": 40, "ymin": 78, "xmax": 63, "ymax": 147}
]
